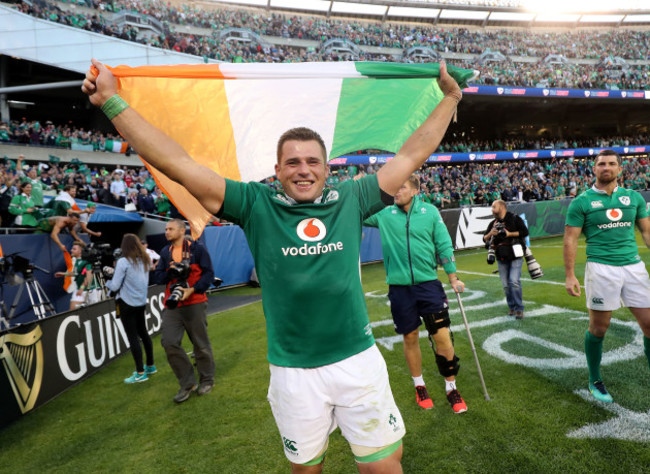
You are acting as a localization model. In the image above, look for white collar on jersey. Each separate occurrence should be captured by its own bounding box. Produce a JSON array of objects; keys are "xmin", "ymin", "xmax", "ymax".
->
[
  {"xmin": 282, "ymin": 193, "xmax": 324, "ymax": 205},
  {"xmin": 591, "ymin": 185, "xmax": 619, "ymax": 194}
]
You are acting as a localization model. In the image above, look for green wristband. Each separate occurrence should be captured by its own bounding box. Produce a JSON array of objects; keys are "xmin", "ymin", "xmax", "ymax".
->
[{"xmin": 101, "ymin": 95, "xmax": 130, "ymax": 120}]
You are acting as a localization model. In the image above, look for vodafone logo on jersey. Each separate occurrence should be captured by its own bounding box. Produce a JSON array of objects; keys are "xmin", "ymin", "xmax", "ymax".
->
[
  {"xmin": 606, "ymin": 209, "xmax": 623, "ymax": 222},
  {"xmin": 297, "ymin": 218, "xmax": 327, "ymax": 242}
]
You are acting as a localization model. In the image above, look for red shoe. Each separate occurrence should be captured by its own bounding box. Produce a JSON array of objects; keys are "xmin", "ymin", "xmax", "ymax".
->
[
  {"xmin": 415, "ymin": 385, "xmax": 434, "ymax": 409},
  {"xmin": 446, "ymin": 389, "xmax": 468, "ymax": 414}
]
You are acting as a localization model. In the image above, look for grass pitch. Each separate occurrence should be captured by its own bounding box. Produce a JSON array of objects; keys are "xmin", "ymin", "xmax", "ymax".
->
[{"xmin": 1, "ymin": 235, "xmax": 649, "ymax": 473}]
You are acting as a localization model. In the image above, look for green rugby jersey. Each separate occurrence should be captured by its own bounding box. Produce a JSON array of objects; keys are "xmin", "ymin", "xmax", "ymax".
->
[
  {"xmin": 566, "ymin": 186, "xmax": 648, "ymax": 266},
  {"xmin": 221, "ymin": 174, "xmax": 387, "ymax": 368}
]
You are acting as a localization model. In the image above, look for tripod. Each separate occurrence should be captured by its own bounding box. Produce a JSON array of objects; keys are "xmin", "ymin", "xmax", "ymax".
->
[
  {"xmin": 88, "ymin": 262, "xmax": 109, "ymax": 304},
  {"xmin": 8, "ymin": 270, "xmax": 56, "ymax": 321}
]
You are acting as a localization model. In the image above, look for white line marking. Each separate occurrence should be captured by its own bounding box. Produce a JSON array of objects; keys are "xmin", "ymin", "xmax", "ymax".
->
[
  {"xmin": 567, "ymin": 389, "xmax": 650, "ymax": 442},
  {"xmin": 374, "ymin": 303, "xmax": 583, "ymax": 350},
  {"xmin": 457, "ymin": 270, "xmax": 575, "ymax": 287}
]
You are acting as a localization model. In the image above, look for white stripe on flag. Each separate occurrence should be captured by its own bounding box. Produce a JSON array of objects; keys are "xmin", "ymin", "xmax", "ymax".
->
[{"xmin": 225, "ymin": 78, "xmax": 343, "ymax": 182}]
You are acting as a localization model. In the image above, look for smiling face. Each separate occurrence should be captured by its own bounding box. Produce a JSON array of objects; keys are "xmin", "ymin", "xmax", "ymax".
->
[{"xmin": 275, "ymin": 139, "xmax": 329, "ymax": 203}]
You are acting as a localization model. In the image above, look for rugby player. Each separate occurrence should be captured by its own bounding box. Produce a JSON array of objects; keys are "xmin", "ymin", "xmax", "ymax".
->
[
  {"xmin": 82, "ymin": 59, "xmax": 462, "ymax": 473},
  {"xmin": 564, "ymin": 149, "xmax": 650, "ymax": 403}
]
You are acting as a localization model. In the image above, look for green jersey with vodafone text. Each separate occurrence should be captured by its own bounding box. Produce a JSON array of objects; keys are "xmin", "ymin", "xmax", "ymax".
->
[
  {"xmin": 221, "ymin": 174, "xmax": 387, "ymax": 368},
  {"xmin": 566, "ymin": 186, "xmax": 648, "ymax": 266}
]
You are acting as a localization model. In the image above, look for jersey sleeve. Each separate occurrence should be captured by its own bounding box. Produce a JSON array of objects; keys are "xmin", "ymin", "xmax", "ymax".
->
[
  {"xmin": 633, "ymin": 191, "xmax": 649, "ymax": 220},
  {"xmin": 351, "ymin": 174, "xmax": 387, "ymax": 220},
  {"xmin": 220, "ymin": 179, "xmax": 266, "ymax": 228},
  {"xmin": 565, "ymin": 197, "xmax": 585, "ymax": 228}
]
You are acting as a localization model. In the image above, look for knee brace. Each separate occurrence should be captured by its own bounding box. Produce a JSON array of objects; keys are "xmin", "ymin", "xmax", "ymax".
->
[
  {"xmin": 435, "ymin": 352, "xmax": 460, "ymax": 378},
  {"xmin": 421, "ymin": 309, "xmax": 451, "ymax": 337}
]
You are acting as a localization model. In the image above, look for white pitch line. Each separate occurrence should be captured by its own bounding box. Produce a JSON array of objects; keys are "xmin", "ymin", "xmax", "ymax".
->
[{"xmin": 457, "ymin": 270, "xmax": 574, "ymax": 287}]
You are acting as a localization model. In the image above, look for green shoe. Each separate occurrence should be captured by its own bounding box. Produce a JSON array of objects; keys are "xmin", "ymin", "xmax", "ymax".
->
[
  {"xmin": 144, "ymin": 364, "xmax": 157, "ymax": 375},
  {"xmin": 124, "ymin": 372, "xmax": 148, "ymax": 384},
  {"xmin": 588, "ymin": 381, "xmax": 613, "ymax": 403}
]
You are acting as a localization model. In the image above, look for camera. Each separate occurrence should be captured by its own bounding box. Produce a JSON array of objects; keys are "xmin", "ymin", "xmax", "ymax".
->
[
  {"xmin": 166, "ymin": 282, "xmax": 189, "ymax": 309},
  {"xmin": 486, "ymin": 247, "xmax": 496, "ymax": 265},
  {"xmin": 165, "ymin": 260, "xmax": 191, "ymax": 309},
  {"xmin": 82, "ymin": 242, "xmax": 114, "ymax": 268},
  {"xmin": 524, "ymin": 248, "xmax": 544, "ymax": 279},
  {"xmin": 494, "ymin": 222, "xmax": 507, "ymax": 237}
]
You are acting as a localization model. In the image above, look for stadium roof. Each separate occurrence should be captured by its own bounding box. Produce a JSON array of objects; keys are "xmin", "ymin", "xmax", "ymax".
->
[{"xmin": 210, "ymin": 0, "xmax": 650, "ymax": 26}]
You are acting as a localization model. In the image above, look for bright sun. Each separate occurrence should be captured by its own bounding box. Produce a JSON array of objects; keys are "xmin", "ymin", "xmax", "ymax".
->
[{"xmin": 520, "ymin": 0, "xmax": 645, "ymax": 13}]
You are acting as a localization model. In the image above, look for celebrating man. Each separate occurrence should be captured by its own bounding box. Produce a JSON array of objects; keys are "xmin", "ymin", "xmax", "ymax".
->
[
  {"xmin": 365, "ymin": 174, "xmax": 467, "ymax": 414},
  {"xmin": 564, "ymin": 149, "xmax": 650, "ymax": 403},
  {"xmin": 82, "ymin": 58, "xmax": 462, "ymax": 472}
]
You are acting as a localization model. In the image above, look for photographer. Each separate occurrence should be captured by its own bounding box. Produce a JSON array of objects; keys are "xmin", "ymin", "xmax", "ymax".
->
[
  {"xmin": 106, "ymin": 234, "xmax": 156, "ymax": 384},
  {"xmin": 483, "ymin": 200, "xmax": 529, "ymax": 319},
  {"xmin": 154, "ymin": 219, "xmax": 215, "ymax": 403}
]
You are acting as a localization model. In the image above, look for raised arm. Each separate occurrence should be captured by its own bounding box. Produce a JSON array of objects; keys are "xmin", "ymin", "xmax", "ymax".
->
[
  {"xmin": 81, "ymin": 59, "xmax": 225, "ymax": 215},
  {"xmin": 376, "ymin": 61, "xmax": 462, "ymax": 196},
  {"xmin": 563, "ymin": 225, "xmax": 582, "ymax": 297}
]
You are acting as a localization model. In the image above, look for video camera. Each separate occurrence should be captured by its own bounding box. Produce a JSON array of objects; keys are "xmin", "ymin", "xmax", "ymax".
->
[
  {"xmin": 166, "ymin": 260, "xmax": 191, "ymax": 309},
  {"xmin": 81, "ymin": 243, "xmax": 114, "ymax": 266}
]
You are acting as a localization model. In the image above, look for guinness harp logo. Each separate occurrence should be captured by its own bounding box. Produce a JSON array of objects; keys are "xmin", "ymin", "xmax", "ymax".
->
[{"xmin": 0, "ymin": 326, "xmax": 44, "ymax": 414}]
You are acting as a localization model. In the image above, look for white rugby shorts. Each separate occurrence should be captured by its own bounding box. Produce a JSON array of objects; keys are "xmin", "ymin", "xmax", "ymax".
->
[
  {"xmin": 585, "ymin": 261, "xmax": 650, "ymax": 311},
  {"xmin": 267, "ymin": 344, "xmax": 405, "ymax": 464}
]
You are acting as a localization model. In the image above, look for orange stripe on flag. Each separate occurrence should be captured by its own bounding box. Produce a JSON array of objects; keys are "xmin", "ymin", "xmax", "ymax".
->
[
  {"xmin": 109, "ymin": 64, "xmax": 226, "ymax": 79},
  {"xmin": 63, "ymin": 251, "xmax": 73, "ymax": 292},
  {"xmin": 118, "ymin": 76, "xmax": 240, "ymax": 237}
]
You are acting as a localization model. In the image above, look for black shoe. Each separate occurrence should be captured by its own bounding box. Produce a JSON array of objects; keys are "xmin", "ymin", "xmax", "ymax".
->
[
  {"xmin": 197, "ymin": 382, "xmax": 214, "ymax": 396},
  {"xmin": 173, "ymin": 384, "xmax": 197, "ymax": 404}
]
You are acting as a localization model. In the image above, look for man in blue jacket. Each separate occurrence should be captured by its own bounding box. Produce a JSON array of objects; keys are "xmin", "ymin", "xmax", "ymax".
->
[
  {"xmin": 365, "ymin": 174, "xmax": 467, "ymax": 413},
  {"xmin": 154, "ymin": 219, "xmax": 215, "ymax": 403}
]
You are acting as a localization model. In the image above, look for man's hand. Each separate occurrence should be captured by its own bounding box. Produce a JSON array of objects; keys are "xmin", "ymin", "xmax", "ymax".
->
[
  {"xmin": 450, "ymin": 278, "xmax": 465, "ymax": 293},
  {"xmin": 179, "ymin": 287, "xmax": 195, "ymax": 301},
  {"xmin": 437, "ymin": 61, "xmax": 463, "ymax": 102},
  {"xmin": 81, "ymin": 58, "xmax": 118, "ymax": 108},
  {"xmin": 565, "ymin": 276, "xmax": 581, "ymax": 297},
  {"xmin": 58, "ymin": 243, "xmax": 66, "ymax": 252}
]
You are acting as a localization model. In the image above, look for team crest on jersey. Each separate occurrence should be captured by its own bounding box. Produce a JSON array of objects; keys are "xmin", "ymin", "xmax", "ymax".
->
[
  {"xmin": 296, "ymin": 218, "xmax": 327, "ymax": 242},
  {"xmin": 590, "ymin": 201, "xmax": 603, "ymax": 208},
  {"xmin": 605, "ymin": 208, "xmax": 623, "ymax": 222},
  {"xmin": 618, "ymin": 196, "xmax": 631, "ymax": 206},
  {"xmin": 420, "ymin": 208, "xmax": 427, "ymax": 214},
  {"xmin": 324, "ymin": 190, "xmax": 339, "ymax": 203}
]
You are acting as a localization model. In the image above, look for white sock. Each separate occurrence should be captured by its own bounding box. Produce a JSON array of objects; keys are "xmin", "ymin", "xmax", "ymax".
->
[
  {"xmin": 445, "ymin": 379, "xmax": 457, "ymax": 393},
  {"xmin": 413, "ymin": 375, "xmax": 425, "ymax": 387}
]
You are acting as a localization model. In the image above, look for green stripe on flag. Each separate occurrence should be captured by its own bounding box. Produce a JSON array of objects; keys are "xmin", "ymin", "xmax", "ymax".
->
[
  {"xmin": 354, "ymin": 62, "xmax": 474, "ymax": 88},
  {"xmin": 330, "ymin": 77, "xmax": 444, "ymax": 159}
]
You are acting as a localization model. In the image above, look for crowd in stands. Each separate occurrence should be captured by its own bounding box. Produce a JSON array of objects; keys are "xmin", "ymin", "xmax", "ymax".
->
[
  {"xmin": 0, "ymin": 119, "xmax": 128, "ymax": 152},
  {"xmin": 302, "ymin": 154, "xmax": 650, "ymax": 208},
  {"xmin": 13, "ymin": 0, "xmax": 650, "ymax": 90},
  {"xmin": 0, "ymin": 155, "xmax": 181, "ymax": 228},
  {"xmin": 4, "ymin": 115, "xmax": 648, "ymax": 157},
  {"xmin": 2, "ymin": 150, "xmax": 649, "ymax": 232}
]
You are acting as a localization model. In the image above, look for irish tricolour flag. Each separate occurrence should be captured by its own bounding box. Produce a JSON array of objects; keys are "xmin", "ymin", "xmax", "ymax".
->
[{"xmin": 110, "ymin": 61, "xmax": 474, "ymax": 236}]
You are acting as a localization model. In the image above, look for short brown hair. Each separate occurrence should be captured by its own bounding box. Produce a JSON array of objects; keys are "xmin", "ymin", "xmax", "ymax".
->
[
  {"xmin": 595, "ymin": 149, "xmax": 621, "ymax": 166},
  {"xmin": 406, "ymin": 174, "xmax": 420, "ymax": 192},
  {"xmin": 276, "ymin": 127, "xmax": 327, "ymax": 164}
]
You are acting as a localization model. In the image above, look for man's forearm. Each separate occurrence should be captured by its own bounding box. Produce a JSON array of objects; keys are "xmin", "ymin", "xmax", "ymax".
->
[
  {"xmin": 377, "ymin": 95, "xmax": 461, "ymax": 196},
  {"xmin": 563, "ymin": 238, "xmax": 578, "ymax": 278}
]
